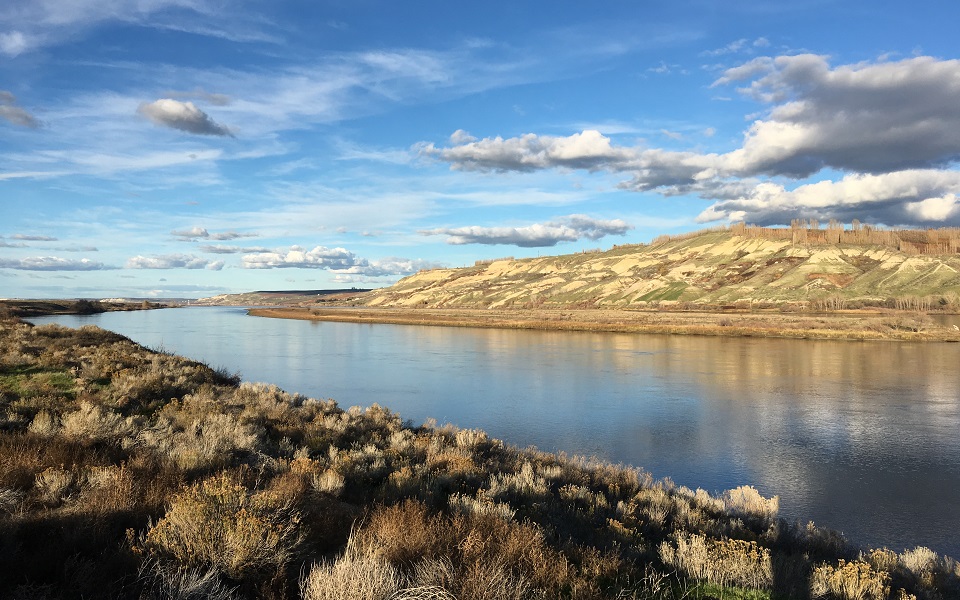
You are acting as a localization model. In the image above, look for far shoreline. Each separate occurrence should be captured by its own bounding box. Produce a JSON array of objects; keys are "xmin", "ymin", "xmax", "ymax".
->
[{"xmin": 247, "ymin": 306, "xmax": 960, "ymax": 342}]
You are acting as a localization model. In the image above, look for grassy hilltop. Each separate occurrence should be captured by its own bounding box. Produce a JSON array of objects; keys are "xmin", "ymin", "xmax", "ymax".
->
[
  {"xmin": 363, "ymin": 224, "xmax": 960, "ymax": 310},
  {"xmin": 2, "ymin": 316, "xmax": 959, "ymax": 599}
]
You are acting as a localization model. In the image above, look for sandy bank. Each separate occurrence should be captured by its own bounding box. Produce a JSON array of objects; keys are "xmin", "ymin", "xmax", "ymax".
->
[{"xmin": 248, "ymin": 306, "xmax": 960, "ymax": 342}]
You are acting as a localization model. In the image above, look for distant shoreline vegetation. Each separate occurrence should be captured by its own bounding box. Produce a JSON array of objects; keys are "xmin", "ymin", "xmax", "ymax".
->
[
  {"xmin": 0, "ymin": 298, "xmax": 167, "ymax": 319},
  {"xmin": 1, "ymin": 316, "xmax": 958, "ymax": 599},
  {"xmin": 249, "ymin": 307, "xmax": 960, "ymax": 343}
]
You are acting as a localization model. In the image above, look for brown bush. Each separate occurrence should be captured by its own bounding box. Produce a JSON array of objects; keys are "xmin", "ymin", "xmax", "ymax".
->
[{"xmin": 141, "ymin": 473, "xmax": 304, "ymax": 580}]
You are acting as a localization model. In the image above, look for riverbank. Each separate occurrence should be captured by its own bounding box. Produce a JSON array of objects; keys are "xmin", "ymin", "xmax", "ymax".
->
[
  {"xmin": 3, "ymin": 316, "xmax": 957, "ymax": 599},
  {"xmin": 0, "ymin": 298, "xmax": 170, "ymax": 318},
  {"xmin": 249, "ymin": 306, "xmax": 960, "ymax": 342}
]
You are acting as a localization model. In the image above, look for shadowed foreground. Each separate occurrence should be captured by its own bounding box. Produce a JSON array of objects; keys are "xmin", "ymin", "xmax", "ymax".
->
[{"xmin": 1, "ymin": 317, "xmax": 957, "ymax": 599}]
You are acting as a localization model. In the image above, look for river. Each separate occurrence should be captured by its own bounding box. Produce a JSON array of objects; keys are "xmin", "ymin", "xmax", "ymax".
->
[{"xmin": 30, "ymin": 306, "xmax": 960, "ymax": 558}]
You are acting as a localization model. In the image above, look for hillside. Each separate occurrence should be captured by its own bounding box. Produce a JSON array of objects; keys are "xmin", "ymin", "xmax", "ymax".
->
[
  {"xmin": 195, "ymin": 288, "xmax": 372, "ymax": 306},
  {"xmin": 363, "ymin": 226, "xmax": 960, "ymax": 310}
]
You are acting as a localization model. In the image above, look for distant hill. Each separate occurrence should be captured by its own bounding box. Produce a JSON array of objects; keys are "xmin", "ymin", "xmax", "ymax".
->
[
  {"xmin": 196, "ymin": 288, "xmax": 372, "ymax": 306},
  {"xmin": 363, "ymin": 224, "xmax": 960, "ymax": 310}
]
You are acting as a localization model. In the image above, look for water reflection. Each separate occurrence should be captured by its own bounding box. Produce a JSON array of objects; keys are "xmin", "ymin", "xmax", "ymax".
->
[{"xmin": 30, "ymin": 307, "xmax": 960, "ymax": 558}]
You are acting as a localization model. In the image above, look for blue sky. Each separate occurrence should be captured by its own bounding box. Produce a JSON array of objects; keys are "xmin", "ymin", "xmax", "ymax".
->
[{"xmin": 3, "ymin": 1, "xmax": 960, "ymax": 299}]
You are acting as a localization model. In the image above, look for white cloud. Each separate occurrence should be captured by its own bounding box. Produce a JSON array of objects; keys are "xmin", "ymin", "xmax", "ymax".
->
[
  {"xmin": 171, "ymin": 227, "xmax": 255, "ymax": 241},
  {"xmin": 0, "ymin": 256, "xmax": 112, "ymax": 271},
  {"xmin": 717, "ymin": 54, "xmax": 960, "ymax": 176},
  {"xmin": 126, "ymin": 254, "xmax": 225, "ymax": 270},
  {"xmin": 697, "ymin": 170, "xmax": 960, "ymax": 227},
  {"xmin": 429, "ymin": 55, "xmax": 960, "ymax": 184},
  {"xmin": 423, "ymin": 54, "xmax": 960, "ymax": 226},
  {"xmin": 241, "ymin": 245, "xmax": 436, "ymax": 276},
  {"xmin": 0, "ymin": 31, "xmax": 28, "ymax": 56},
  {"xmin": 420, "ymin": 214, "xmax": 633, "ymax": 247},
  {"xmin": 0, "ymin": 0, "xmax": 276, "ymax": 54},
  {"xmin": 171, "ymin": 227, "xmax": 210, "ymax": 240},
  {"xmin": 241, "ymin": 246, "xmax": 366, "ymax": 270},
  {"xmin": 420, "ymin": 129, "xmax": 637, "ymax": 172},
  {"xmin": 138, "ymin": 99, "xmax": 233, "ymax": 136},
  {"xmin": 700, "ymin": 37, "xmax": 769, "ymax": 57}
]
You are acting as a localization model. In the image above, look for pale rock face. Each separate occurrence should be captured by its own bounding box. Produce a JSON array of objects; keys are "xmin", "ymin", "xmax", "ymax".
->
[{"xmin": 362, "ymin": 229, "xmax": 960, "ymax": 308}]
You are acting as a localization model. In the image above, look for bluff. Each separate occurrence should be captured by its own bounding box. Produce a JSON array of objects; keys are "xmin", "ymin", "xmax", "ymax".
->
[{"xmin": 364, "ymin": 226, "xmax": 960, "ymax": 309}]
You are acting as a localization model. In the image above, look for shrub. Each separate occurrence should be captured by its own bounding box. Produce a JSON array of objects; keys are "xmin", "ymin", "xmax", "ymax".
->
[
  {"xmin": 61, "ymin": 401, "xmax": 135, "ymax": 444},
  {"xmin": 301, "ymin": 544, "xmax": 402, "ymax": 600},
  {"xmin": 810, "ymin": 560, "xmax": 890, "ymax": 600},
  {"xmin": 27, "ymin": 410, "xmax": 61, "ymax": 437},
  {"xmin": 310, "ymin": 469, "xmax": 345, "ymax": 497},
  {"xmin": 34, "ymin": 466, "xmax": 75, "ymax": 506},
  {"xmin": 721, "ymin": 485, "xmax": 779, "ymax": 524},
  {"xmin": 660, "ymin": 532, "xmax": 772, "ymax": 590},
  {"xmin": 141, "ymin": 473, "xmax": 303, "ymax": 580},
  {"xmin": 138, "ymin": 558, "xmax": 238, "ymax": 600},
  {"xmin": 0, "ymin": 487, "xmax": 24, "ymax": 514}
]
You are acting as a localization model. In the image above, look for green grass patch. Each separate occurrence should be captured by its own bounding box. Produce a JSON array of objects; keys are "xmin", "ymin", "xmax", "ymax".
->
[{"xmin": 0, "ymin": 366, "xmax": 77, "ymax": 400}]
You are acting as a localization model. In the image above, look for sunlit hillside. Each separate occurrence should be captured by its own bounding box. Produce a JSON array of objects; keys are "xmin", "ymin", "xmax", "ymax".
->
[{"xmin": 363, "ymin": 224, "xmax": 960, "ymax": 310}]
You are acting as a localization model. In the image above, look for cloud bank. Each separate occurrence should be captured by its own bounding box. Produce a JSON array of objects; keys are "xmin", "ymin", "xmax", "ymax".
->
[
  {"xmin": 138, "ymin": 99, "xmax": 233, "ymax": 137},
  {"xmin": 421, "ymin": 214, "xmax": 633, "ymax": 247},
  {"xmin": 423, "ymin": 54, "xmax": 960, "ymax": 227},
  {"xmin": 0, "ymin": 257, "xmax": 111, "ymax": 271}
]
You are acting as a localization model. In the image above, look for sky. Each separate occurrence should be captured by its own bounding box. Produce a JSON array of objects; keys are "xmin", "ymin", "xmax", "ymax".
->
[{"xmin": 3, "ymin": 1, "xmax": 960, "ymax": 299}]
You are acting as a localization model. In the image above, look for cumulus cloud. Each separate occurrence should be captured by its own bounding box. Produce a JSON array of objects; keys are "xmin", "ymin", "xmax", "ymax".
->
[
  {"xmin": 126, "ymin": 254, "xmax": 225, "ymax": 270},
  {"xmin": 242, "ymin": 246, "xmax": 365, "ymax": 270},
  {"xmin": 241, "ymin": 246, "xmax": 436, "ymax": 276},
  {"xmin": 420, "ymin": 129, "xmax": 637, "ymax": 172},
  {"xmin": 171, "ymin": 227, "xmax": 255, "ymax": 241},
  {"xmin": 716, "ymin": 54, "xmax": 960, "ymax": 177},
  {"xmin": 420, "ymin": 214, "xmax": 633, "ymax": 247},
  {"xmin": 697, "ymin": 170, "xmax": 960, "ymax": 227},
  {"xmin": 0, "ymin": 257, "xmax": 112, "ymax": 271},
  {"xmin": 0, "ymin": 91, "xmax": 40, "ymax": 128},
  {"xmin": 423, "ymin": 54, "xmax": 960, "ymax": 226},
  {"xmin": 138, "ymin": 99, "xmax": 233, "ymax": 136}
]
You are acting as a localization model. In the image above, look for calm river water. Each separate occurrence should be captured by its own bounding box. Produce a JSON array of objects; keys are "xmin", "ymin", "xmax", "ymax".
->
[{"xmin": 31, "ymin": 307, "xmax": 960, "ymax": 558}]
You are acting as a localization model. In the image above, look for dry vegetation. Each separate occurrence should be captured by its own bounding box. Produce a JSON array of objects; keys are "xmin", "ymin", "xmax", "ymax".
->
[
  {"xmin": 1, "ymin": 317, "xmax": 958, "ymax": 599},
  {"xmin": 250, "ymin": 307, "xmax": 960, "ymax": 343}
]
